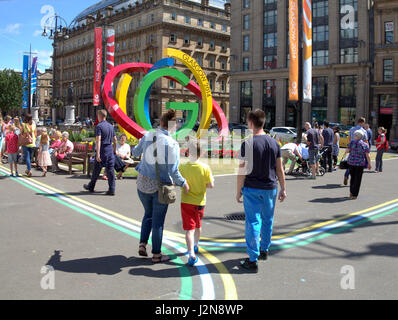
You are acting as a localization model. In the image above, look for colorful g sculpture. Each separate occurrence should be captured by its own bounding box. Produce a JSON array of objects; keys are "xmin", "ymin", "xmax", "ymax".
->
[{"xmin": 102, "ymin": 49, "xmax": 228, "ymax": 140}]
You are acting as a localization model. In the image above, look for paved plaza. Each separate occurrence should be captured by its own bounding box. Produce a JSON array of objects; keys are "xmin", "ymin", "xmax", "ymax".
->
[{"xmin": 0, "ymin": 155, "xmax": 398, "ymax": 300}]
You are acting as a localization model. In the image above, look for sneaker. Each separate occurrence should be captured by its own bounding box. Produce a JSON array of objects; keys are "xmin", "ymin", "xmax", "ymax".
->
[
  {"xmin": 194, "ymin": 245, "xmax": 199, "ymax": 254},
  {"xmin": 83, "ymin": 184, "xmax": 94, "ymax": 192},
  {"xmin": 106, "ymin": 190, "xmax": 115, "ymax": 196},
  {"xmin": 10, "ymin": 173, "xmax": 15, "ymax": 177},
  {"xmin": 187, "ymin": 256, "xmax": 198, "ymax": 266},
  {"xmin": 15, "ymin": 172, "xmax": 20, "ymax": 177},
  {"xmin": 239, "ymin": 258, "xmax": 258, "ymax": 273},
  {"xmin": 259, "ymin": 250, "xmax": 268, "ymax": 261}
]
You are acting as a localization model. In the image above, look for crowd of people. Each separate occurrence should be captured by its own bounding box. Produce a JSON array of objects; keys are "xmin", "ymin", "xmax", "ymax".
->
[{"xmin": 0, "ymin": 110, "xmax": 392, "ymax": 272}]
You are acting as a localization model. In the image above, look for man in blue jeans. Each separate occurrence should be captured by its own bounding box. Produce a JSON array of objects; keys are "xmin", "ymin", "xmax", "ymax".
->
[{"xmin": 236, "ymin": 110, "xmax": 287, "ymax": 272}]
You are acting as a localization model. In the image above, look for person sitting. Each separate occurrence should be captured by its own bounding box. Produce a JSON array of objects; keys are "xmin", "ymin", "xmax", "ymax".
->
[
  {"xmin": 51, "ymin": 131, "xmax": 74, "ymax": 172},
  {"xmin": 281, "ymin": 142, "xmax": 303, "ymax": 175},
  {"xmin": 115, "ymin": 134, "xmax": 135, "ymax": 179}
]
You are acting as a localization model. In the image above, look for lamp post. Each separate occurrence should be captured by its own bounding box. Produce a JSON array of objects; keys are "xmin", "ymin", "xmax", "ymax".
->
[{"xmin": 42, "ymin": 14, "xmax": 70, "ymax": 126}]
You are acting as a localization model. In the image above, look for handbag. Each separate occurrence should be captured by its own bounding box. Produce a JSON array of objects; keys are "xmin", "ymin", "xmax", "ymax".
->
[
  {"xmin": 18, "ymin": 124, "xmax": 33, "ymax": 146},
  {"xmin": 339, "ymin": 155, "xmax": 349, "ymax": 170},
  {"xmin": 153, "ymin": 133, "xmax": 176, "ymax": 205}
]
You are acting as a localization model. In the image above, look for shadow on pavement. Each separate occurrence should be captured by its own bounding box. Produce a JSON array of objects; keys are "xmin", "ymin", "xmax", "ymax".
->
[
  {"xmin": 45, "ymin": 250, "xmax": 152, "ymax": 275},
  {"xmin": 309, "ymin": 196, "xmax": 350, "ymax": 203},
  {"xmin": 312, "ymin": 184, "xmax": 347, "ymax": 190}
]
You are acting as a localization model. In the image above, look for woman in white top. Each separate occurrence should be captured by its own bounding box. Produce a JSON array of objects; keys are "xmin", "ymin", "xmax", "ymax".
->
[{"xmin": 115, "ymin": 134, "xmax": 134, "ymax": 179}]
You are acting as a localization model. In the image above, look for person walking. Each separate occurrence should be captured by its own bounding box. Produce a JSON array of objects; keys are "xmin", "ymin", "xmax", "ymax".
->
[
  {"xmin": 321, "ymin": 121, "xmax": 334, "ymax": 172},
  {"xmin": 5, "ymin": 125, "xmax": 19, "ymax": 177},
  {"xmin": 37, "ymin": 128, "xmax": 52, "ymax": 177},
  {"xmin": 281, "ymin": 142, "xmax": 303, "ymax": 175},
  {"xmin": 132, "ymin": 109, "xmax": 189, "ymax": 263},
  {"xmin": 375, "ymin": 127, "xmax": 387, "ymax": 173},
  {"xmin": 304, "ymin": 122, "xmax": 323, "ymax": 179},
  {"xmin": 365, "ymin": 124, "xmax": 373, "ymax": 149},
  {"xmin": 332, "ymin": 126, "xmax": 340, "ymax": 169},
  {"xmin": 345, "ymin": 130, "xmax": 371, "ymax": 200},
  {"xmin": 20, "ymin": 114, "xmax": 37, "ymax": 177},
  {"xmin": 84, "ymin": 110, "xmax": 117, "ymax": 195},
  {"xmin": 236, "ymin": 110, "xmax": 287, "ymax": 272},
  {"xmin": 343, "ymin": 117, "xmax": 368, "ymax": 185}
]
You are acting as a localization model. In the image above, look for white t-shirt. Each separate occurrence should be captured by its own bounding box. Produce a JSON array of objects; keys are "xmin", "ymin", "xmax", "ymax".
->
[
  {"xmin": 281, "ymin": 143, "xmax": 297, "ymax": 153},
  {"xmin": 117, "ymin": 143, "xmax": 131, "ymax": 158}
]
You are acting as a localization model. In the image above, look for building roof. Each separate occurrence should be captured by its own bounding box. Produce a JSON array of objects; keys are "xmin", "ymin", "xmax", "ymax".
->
[{"xmin": 72, "ymin": 0, "xmax": 227, "ymax": 25}]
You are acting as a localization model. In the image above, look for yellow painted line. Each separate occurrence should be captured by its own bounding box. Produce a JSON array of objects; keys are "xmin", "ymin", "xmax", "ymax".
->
[{"xmin": 0, "ymin": 166, "xmax": 238, "ymax": 300}]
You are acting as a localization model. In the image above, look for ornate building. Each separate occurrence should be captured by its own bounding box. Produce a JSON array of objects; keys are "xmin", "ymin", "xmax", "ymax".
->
[
  {"xmin": 37, "ymin": 69, "xmax": 53, "ymax": 120},
  {"xmin": 230, "ymin": 0, "xmax": 372, "ymax": 128},
  {"xmin": 370, "ymin": 0, "xmax": 398, "ymax": 141},
  {"xmin": 54, "ymin": 0, "xmax": 230, "ymax": 122}
]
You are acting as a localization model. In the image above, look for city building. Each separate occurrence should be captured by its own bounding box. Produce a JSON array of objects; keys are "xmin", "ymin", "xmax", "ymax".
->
[
  {"xmin": 54, "ymin": 0, "xmax": 230, "ymax": 122},
  {"xmin": 371, "ymin": 0, "xmax": 398, "ymax": 141},
  {"xmin": 230, "ymin": 0, "xmax": 372, "ymax": 129},
  {"xmin": 37, "ymin": 69, "xmax": 53, "ymax": 120}
]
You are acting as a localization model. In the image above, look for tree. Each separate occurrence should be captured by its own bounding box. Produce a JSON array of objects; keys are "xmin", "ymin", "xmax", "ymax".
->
[{"xmin": 0, "ymin": 69, "xmax": 24, "ymax": 115}]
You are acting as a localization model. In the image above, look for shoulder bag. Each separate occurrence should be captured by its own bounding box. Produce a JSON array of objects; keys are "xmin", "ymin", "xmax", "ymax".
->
[
  {"xmin": 18, "ymin": 124, "xmax": 33, "ymax": 146},
  {"xmin": 153, "ymin": 133, "xmax": 176, "ymax": 204}
]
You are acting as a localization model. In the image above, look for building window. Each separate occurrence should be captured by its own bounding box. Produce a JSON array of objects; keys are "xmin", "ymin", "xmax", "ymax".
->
[
  {"xmin": 196, "ymin": 55, "xmax": 203, "ymax": 67},
  {"xmin": 339, "ymin": 75, "xmax": 357, "ymax": 124},
  {"xmin": 222, "ymin": 25, "xmax": 227, "ymax": 32},
  {"xmin": 313, "ymin": 0, "xmax": 328, "ymax": 18},
  {"xmin": 340, "ymin": 0, "xmax": 358, "ymax": 39},
  {"xmin": 263, "ymin": 33, "xmax": 277, "ymax": 48},
  {"xmin": 184, "ymin": 36, "xmax": 190, "ymax": 46},
  {"xmin": 221, "ymin": 80, "xmax": 226, "ymax": 92},
  {"xmin": 221, "ymin": 42, "xmax": 227, "ymax": 51},
  {"xmin": 340, "ymin": 47, "xmax": 358, "ymax": 64},
  {"xmin": 263, "ymin": 79, "xmax": 276, "ymax": 129},
  {"xmin": 210, "ymin": 21, "xmax": 215, "ymax": 29},
  {"xmin": 171, "ymin": 12, "xmax": 176, "ymax": 21},
  {"xmin": 197, "ymin": 37, "xmax": 203, "ymax": 47},
  {"xmin": 240, "ymin": 81, "xmax": 252, "ymax": 106},
  {"xmin": 209, "ymin": 57, "xmax": 215, "ymax": 69},
  {"xmin": 170, "ymin": 33, "xmax": 176, "ymax": 43},
  {"xmin": 243, "ymin": 15, "xmax": 250, "ymax": 30},
  {"xmin": 385, "ymin": 22, "xmax": 394, "ymax": 44},
  {"xmin": 209, "ymin": 40, "xmax": 215, "ymax": 50},
  {"xmin": 383, "ymin": 59, "xmax": 393, "ymax": 82},
  {"xmin": 243, "ymin": 0, "xmax": 250, "ymax": 9},
  {"xmin": 313, "ymin": 50, "xmax": 329, "ymax": 66},
  {"xmin": 185, "ymin": 16, "xmax": 190, "ymax": 24},
  {"xmin": 263, "ymin": 55, "xmax": 277, "ymax": 69},
  {"xmin": 221, "ymin": 60, "xmax": 226, "ymax": 70},
  {"xmin": 313, "ymin": 25, "xmax": 329, "ymax": 42},
  {"xmin": 243, "ymin": 57, "xmax": 250, "ymax": 71},
  {"xmin": 209, "ymin": 79, "xmax": 214, "ymax": 91},
  {"xmin": 198, "ymin": 18, "xmax": 203, "ymax": 26},
  {"xmin": 169, "ymin": 80, "xmax": 175, "ymax": 89},
  {"xmin": 264, "ymin": 10, "xmax": 277, "ymax": 26}
]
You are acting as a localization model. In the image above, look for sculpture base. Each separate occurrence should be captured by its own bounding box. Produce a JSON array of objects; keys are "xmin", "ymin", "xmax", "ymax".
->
[{"xmin": 64, "ymin": 105, "xmax": 76, "ymax": 125}]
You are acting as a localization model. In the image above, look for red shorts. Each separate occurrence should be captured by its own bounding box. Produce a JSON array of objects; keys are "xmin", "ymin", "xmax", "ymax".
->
[{"xmin": 181, "ymin": 203, "xmax": 205, "ymax": 231}]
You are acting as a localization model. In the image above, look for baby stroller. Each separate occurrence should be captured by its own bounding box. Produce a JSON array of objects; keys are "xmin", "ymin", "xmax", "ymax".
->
[{"xmin": 293, "ymin": 144, "xmax": 326, "ymax": 177}]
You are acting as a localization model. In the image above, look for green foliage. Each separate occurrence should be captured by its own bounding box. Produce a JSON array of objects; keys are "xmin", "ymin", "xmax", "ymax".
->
[{"xmin": 0, "ymin": 69, "xmax": 24, "ymax": 113}]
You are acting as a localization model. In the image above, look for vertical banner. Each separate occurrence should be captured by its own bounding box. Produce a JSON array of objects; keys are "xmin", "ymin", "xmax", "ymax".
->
[
  {"xmin": 303, "ymin": 0, "xmax": 312, "ymax": 103},
  {"xmin": 22, "ymin": 55, "xmax": 29, "ymax": 109},
  {"xmin": 105, "ymin": 28, "xmax": 115, "ymax": 73},
  {"xmin": 30, "ymin": 56, "xmax": 38, "ymax": 107},
  {"xmin": 289, "ymin": 0, "xmax": 299, "ymax": 102},
  {"xmin": 93, "ymin": 27, "xmax": 103, "ymax": 106}
]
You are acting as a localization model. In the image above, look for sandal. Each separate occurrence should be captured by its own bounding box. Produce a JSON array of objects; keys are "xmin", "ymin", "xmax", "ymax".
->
[
  {"xmin": 152, "ymin": 254, "xmax": 170, "ymax": 264},
  {"xmin": 138, "ymin": 245, "xmax": 148, "ymax": 257}
]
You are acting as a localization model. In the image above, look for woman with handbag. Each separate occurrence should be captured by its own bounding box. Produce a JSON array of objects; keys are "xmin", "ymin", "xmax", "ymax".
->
[
  {"xmin": 132, "ymin": 109, "xmax": 189, "ymax": 263},
  {"xmin": 345, "ymin": 130, "xmax": 371, "ymax": 200},
  {"xmin": 20, "ymin": 114, "xmax": 37, "ymax": 177},
  {"xmin": 375, "ymin": 127, "xmax": 387, "ymax": 173}
]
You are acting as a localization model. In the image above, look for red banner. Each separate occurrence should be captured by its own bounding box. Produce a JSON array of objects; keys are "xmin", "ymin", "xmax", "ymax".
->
[
  {"xmin": 93, "ymin": 27, "xmax": 103, "ymax": 106},
  {"xmin": 105, "ymin": 28, "xmax": 115, "ymax": 73},
  {"xmin": 289, "ymin": 0, "xmax": 299, "ymax": 102}
]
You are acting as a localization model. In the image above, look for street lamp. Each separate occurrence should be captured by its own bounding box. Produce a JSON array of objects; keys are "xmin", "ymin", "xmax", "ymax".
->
[{"xmin": 42, "ymin": 14, "xmax": 70, "ymax": 126}]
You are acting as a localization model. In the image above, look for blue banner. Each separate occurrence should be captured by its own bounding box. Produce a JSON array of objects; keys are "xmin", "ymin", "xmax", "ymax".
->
[
  {"xmin": 30, "ymin": 56, "xmax": 38, "ymax": 107},
  {"xmin": 22, "ymin": 55, "xmax": 29, "ymax": 109}
]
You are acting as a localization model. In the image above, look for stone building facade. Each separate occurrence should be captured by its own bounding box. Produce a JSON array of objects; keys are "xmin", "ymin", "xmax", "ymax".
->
[
  {"xmin": 37, "ymin": 69, "xmax": 53, "ymax": 120},
  {"xmin": 230, "ymin": 0, "xmax": 372, "ymax": 128},
  {"xmin": 371, "ymin": 0, "xmax": 398, "ymax": 141},
  {"xmin": 54, "ymin": 0, "xmax": 230, "ymax": 123}
]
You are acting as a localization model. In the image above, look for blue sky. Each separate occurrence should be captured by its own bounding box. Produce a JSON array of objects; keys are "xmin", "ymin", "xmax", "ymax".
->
[{"xmin": 0, "ymin": 0, "xmax": 96, "ymax": 72}]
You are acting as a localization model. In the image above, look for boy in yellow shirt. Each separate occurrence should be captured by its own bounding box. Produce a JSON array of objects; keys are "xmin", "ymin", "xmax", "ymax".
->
[{"xmin": 179, "ymin": 139, "xmax": 214, "ymax": 266}]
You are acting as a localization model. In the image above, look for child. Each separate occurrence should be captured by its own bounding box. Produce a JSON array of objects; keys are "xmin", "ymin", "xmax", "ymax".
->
[
  {"xmin": 5, "ymin": 125, "xmax": 19, "ymax": 177},
  {"xmin": 178, "ymin": 139, "xmax": 214, "ymax": 266},
  {"xmin": 37, "ymin": 128, "xmax": 52, "ymax": 176}
]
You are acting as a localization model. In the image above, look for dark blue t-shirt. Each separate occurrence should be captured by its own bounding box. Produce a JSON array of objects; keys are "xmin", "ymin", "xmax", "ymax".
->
[
  {"xmin": 240, "ymin": 135, "xmax": 281, "ymax": 190},
  {"xmin": 95, "ymin": 120, "xmax": 115, "ymax": 147},
  {"xmin": 322, "ymin": 128, "xmax": 334, "ymax": 147},
  {"xmin": 306, "ymin": 128, "xmax": 320, "ymax": 150}
]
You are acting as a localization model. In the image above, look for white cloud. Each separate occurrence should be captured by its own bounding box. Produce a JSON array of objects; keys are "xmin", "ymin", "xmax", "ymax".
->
[
  {"xmin": 35, "ymin": 49, "xmax": 53, "ymax": 70},
  {"xmin": 33, "ymin": 30, "xmax": 42, "ymax": 37},
  {"xmin": 2, "ymin": 23, "xmax": 21, "ymax": 34}
]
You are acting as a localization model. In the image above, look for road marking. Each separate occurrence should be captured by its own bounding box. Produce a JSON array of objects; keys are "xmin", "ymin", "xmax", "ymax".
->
[{"xmin": 0, "ymin": 167, "xmax": 238, "ymax": 300}]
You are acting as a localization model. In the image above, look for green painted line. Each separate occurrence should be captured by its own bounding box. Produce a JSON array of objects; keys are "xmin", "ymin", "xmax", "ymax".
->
[{"xmin": 0, "ymin": 172, "xmax": 193, "ymax": 300}]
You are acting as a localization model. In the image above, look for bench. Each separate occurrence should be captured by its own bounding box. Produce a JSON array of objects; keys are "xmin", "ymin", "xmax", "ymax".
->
[
  {"xmin": 58, "ymin": 142, "xmax": 90, "ymax": 175},
  {"xmin": 87, "ymin": 154, "xmax": 141, "ymax": 178}
]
